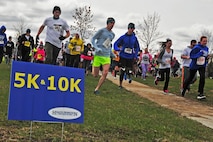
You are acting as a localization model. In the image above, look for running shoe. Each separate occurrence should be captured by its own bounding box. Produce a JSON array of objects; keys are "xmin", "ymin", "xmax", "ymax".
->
[
  {"xmin": 128, "ymin": 78, "xmax": 132, "ymax": 83},
  {"xmin": 197, "ymin": 94, "xmax": 206, "ymax": 100},
  {"xmin": 163, "ymin": 90, "xmax": 169, "ymax": 95},
  {"xmin": 94, "ymin": 90, "xmax": 100, "ymax": 95},
  {"xmin": 119, "ymin": 86, "xmax": 123, "ymax": 89},
  {"xmin": 181, "ymin": 89, "xmax": 186, "ymax": 97},
  {"xmin": 154, "ymin": 76, "xmax": 158, "ymax": 85}
]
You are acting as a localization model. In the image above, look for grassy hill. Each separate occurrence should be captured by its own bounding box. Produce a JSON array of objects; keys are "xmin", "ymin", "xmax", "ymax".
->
[{"xmin": 0, "ymin": 63, "xmax": 213, "ymax": 142}]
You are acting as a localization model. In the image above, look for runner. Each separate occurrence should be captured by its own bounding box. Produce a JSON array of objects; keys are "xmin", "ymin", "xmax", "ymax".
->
[
  {"xmin": 180, "ymin": 40, "xmax": 197, "ymax": 91},
  {"xmin": 33, "ymin": 41, "xmax": 46, "ymax": 64},
  {"xmin": 181, "ymin": 36, "xmax": 209, "ymax": 99},
  {"xmin": 68, "ymin": 33, "xmax": 84, "ymax": 68},
  {"xmin": 91, "ymin": 17, "xmax": 115, "ymax": 94},
  {"xmin": 36, "ymin": 6, "xmax": 70, "ymax": 65},
  {"xmin": 111, "ymin": 49, "xmax": 120, "ymax": 79},
  {"xmin": 114, "ymin": 22, "xmax": 140, "ymax": 88},
  {"xmin": 5, "ymin": 36, "xmax": 14, "ymax": 65},
  {"xmin": 81, "ymin": 43, "xmax": 94, "ymax": 75},
  {"xmin": 139, "ymin": 48, "xmax": 152, "ymax": 80},
  {"xmin": 18, "ymin": 29, "xmax": 34, "ymax": 62},
  {"xmin": 0, "ymin": 25, "xmax": 7, "ymax": 64},
  {"xmin": 154, "ymin": 38, "xmax": 173, "ymax": 94}
]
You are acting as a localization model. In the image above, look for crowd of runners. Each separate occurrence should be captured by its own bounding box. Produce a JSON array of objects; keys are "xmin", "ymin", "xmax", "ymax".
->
[{"xmin": 0, "ymin": 5, "xmax": 212, "ymax": 100}]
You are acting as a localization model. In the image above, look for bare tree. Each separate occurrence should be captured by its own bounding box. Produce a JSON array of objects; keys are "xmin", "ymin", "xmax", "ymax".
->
[
  {"xmin": 13, "ymin": 17, "xmax": 31, "ymax": 40},
  {"xmin": 70, "ymin": 6, "xmax": 96, "ymax": 41},
  {"xmin": 136, "ymin": 12, "xmax": 163, "ymax": 49}
]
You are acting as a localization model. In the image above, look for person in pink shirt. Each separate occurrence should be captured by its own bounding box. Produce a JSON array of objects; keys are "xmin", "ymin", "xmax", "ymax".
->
[{"xmin": 34, "ymin": 41, "xmax": 46, "ymax": 63}]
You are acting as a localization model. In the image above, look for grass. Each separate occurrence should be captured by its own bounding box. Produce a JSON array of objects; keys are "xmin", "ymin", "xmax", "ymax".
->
[{"xmin": 0, "ymin": 63, "xmax": 213, "ymax": 141}]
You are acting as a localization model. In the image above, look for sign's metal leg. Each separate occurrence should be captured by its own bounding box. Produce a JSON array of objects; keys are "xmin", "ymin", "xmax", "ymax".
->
[
  {"xmin": 30, "ymin": 121, "xmax": 33, "ymax": 142},
  {"xmin": 61, "ymin": 122, "xmax": 64, "ymax": 142}
]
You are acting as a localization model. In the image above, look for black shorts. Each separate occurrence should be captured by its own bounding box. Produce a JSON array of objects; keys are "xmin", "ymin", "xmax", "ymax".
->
[{"xmin": 119, "ymin": 57, "xmax": 134, "ymax": 69}]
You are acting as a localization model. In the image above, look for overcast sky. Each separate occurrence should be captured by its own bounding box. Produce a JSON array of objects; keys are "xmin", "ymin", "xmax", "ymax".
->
[{"xmin": 1, "ymin": 0, "xmax": 213, "ymax": 59}]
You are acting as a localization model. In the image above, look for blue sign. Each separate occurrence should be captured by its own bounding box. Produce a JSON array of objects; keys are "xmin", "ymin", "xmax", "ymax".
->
[{"xmin": 8, "ymin": 61, "xmax": 84, "ymax": 123}]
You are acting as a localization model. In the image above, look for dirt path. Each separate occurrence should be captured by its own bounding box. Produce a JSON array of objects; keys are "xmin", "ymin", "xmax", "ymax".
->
[{"xmin": 107, "ymin": 74, "xmax": 213, "ymax": 129}]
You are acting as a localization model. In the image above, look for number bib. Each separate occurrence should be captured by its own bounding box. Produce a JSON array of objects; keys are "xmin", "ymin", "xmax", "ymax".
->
[
  {"xmin": 75, "ymin": 46, "xmax": 81, "ymax": 52},
  {"xmin": 87, "ymin": 51, "xmax": 92, "ymax": 56},
  {"xmin": 103, "ymin": 38, "xmax": 111, "ymax": 48},
  {"xmin": 24, "ymin": 41, "xmax": 31, "ymax": 47},
  {"xmin": 197, "ymin": 57, "xmax": 205, "ymax": 65},
  {"xmin": 37, "ymin": 54, "xmax": 42, "ymax": 59},
  {"xmin": 165, "ymin": 58, "xmax": 171, "ymax": 64},
  {"xmin": 124, "ymin": 48, "xmax": 132, "ymax": 54}
]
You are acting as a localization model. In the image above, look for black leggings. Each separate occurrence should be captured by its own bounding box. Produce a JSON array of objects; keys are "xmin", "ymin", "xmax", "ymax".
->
[
  {"xmin": 0, "ymin": 47, "xmax": 3, "ymax": 64},
  {"xmin": 183, "ymin": 67, "xmax": 205, "ymax": 94},
  {"xmin": 158, "ymin": 68, "xmax": 170, "ymax": 90}
]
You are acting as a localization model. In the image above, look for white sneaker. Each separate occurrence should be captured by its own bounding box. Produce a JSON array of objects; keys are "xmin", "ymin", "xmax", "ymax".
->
[{"xmin": 197, "ymin": 94, "xmax": 206, "ymax": 100}]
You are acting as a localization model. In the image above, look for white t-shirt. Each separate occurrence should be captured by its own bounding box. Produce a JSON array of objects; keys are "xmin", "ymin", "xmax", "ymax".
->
[
  {"xmin": 159, "ymin": 50, "xmax": 173, "ymax": 69},
  {"xmin": 181, "ymin": 46, "xmax": 192, "ymax": 67},
  {"xmin": 43, "ymin": 17, "xmax": 69, "ymax": 48}
]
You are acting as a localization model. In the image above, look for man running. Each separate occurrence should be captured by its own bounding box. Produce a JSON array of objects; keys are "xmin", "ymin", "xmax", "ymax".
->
[{"xmin": 36, "ymin": 6, "xmax": 70, "ymax": 65}]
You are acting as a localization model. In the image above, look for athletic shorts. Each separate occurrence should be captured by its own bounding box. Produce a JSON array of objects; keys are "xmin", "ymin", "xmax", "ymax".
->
[{"xmin": 92, "ymin": 55, "xmax": 111, "ymax": 67}]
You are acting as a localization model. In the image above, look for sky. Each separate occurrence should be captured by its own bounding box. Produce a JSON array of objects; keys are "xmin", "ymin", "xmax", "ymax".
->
[{"xmin": 1, "ymin": 0, "xmax": 213, "ymax": 60}]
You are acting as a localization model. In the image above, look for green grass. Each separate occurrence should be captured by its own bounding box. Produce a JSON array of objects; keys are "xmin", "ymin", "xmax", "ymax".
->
[{"xmin": 0, "ymin": 63, "xmax": 213, "ymax": 141}]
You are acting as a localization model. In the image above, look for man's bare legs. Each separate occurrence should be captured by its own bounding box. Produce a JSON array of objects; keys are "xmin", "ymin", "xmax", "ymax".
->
[{"xmin": 93, "ymin": 64, "xmax": 110, "ymax": 92}]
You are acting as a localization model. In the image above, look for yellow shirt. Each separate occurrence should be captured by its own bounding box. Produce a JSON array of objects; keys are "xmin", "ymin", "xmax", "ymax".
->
[{"xmin": 68, "ymin": 38, "xmax": 84, "ymax": 55}]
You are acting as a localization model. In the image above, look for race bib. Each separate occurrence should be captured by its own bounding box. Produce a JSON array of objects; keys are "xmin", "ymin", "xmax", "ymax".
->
[
  {"xmin": 24, "ymin": 41, "xmax": 31, "ymax": 47},
  {"xmin": 53, "ymin": 24, "xmax": 62, "ymax": 32},
  {"xmin": 103, "ymin": 38, "xmax": 111, "ymax": 48},
  {"xmin": 197, "ymin": 57, "xmax": 205, "ymax": 65},
  {"xmin": 87, "ymin": 51, "xmax": 92, "ymax": 56},
  {"xmin": 0, "ymin": 40, "xmax": 4, "ymax": 44},
  {"xmin": 75, "ymin": 46, "xmax": 81, "ymax": 52},
  {"xmin": 37, "ymin": 54, "xmax": 42, "ymax": 59},
  {"xmin": 124, "ymin": 48, "xmax": 132, "ymax": 54},
  {"xmin": 143, "ymin": 56, "xmax": 149, "ymax": 62},
  {"xmin": 7, "ymin": 43, "xmax": 12, "ymax": 47},
  {"xmin": 165, "ymin": 58, "xmax": 171, "ymax": 64}
]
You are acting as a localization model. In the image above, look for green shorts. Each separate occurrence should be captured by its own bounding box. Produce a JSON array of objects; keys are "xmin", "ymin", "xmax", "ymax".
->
[{"xmin": 92, "ymin": 55, "xmax": 111, "ymax": 67}]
